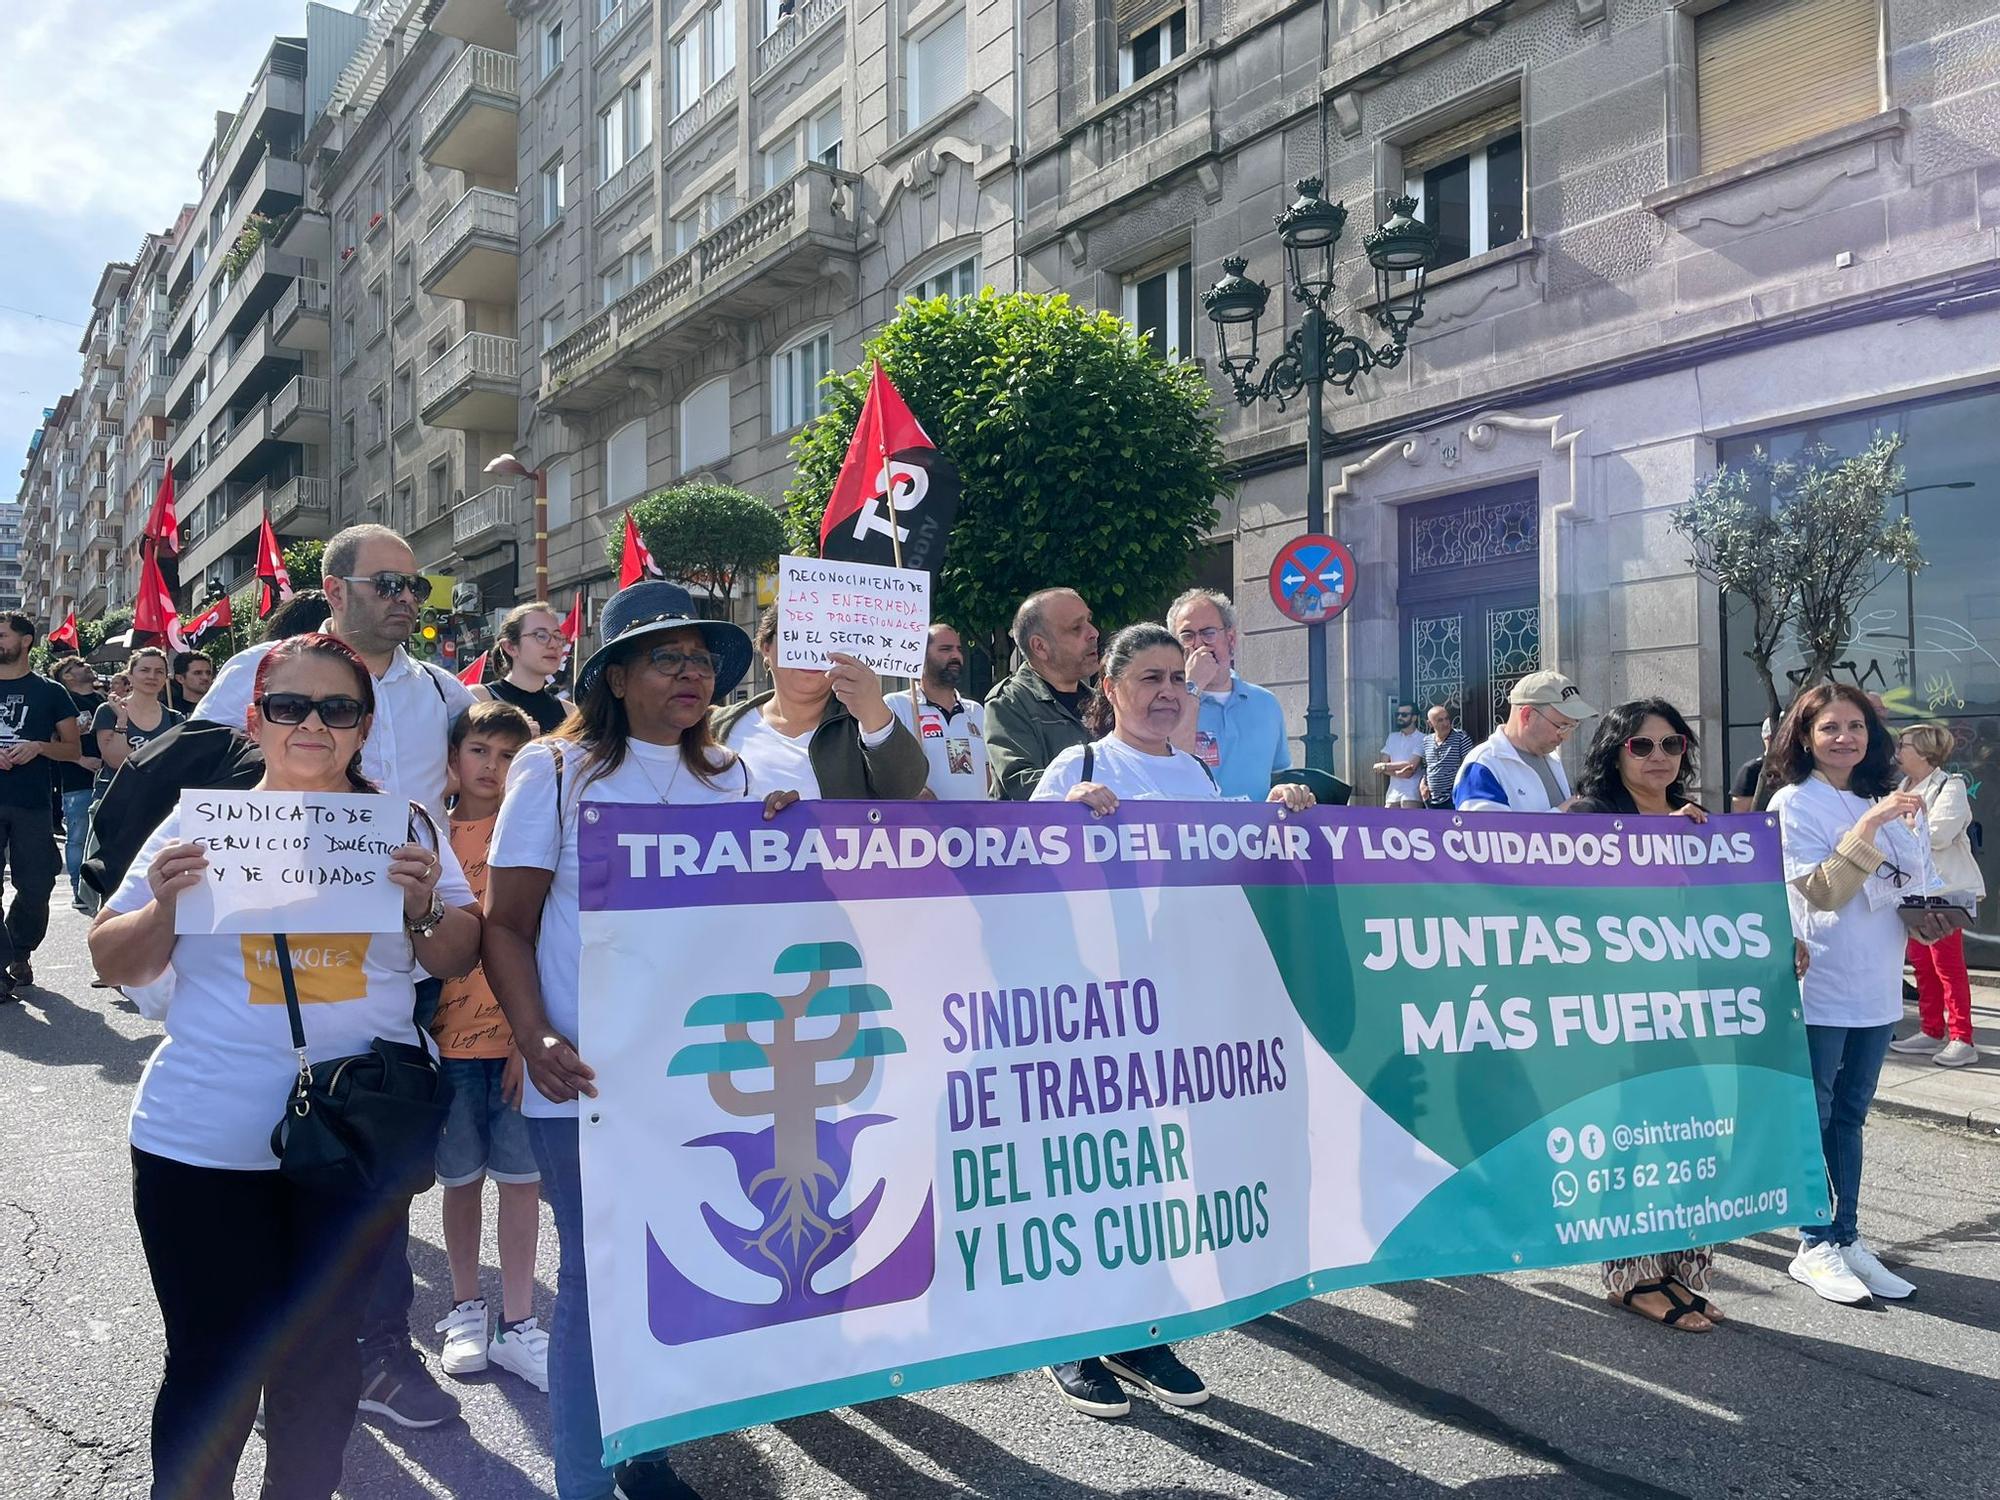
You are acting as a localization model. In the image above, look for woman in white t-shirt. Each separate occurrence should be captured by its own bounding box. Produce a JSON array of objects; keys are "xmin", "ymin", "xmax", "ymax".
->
[
  {"xmin": 1031, "ymin": 623, "xmax": 1312, "ymax": 1419},
  {"xmin": 1766, "ymin": 682, "xmax": 1929, "ymax": 1308},
  {"xmin": 89, "ymin": 633, "xmax": 482, "ymax": 1500},
  {"xmin": 484, "ymin": 582, "xmax": 796, "ymax": 1500}
]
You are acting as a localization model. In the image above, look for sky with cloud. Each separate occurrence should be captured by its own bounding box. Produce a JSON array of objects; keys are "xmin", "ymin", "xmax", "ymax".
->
[{"xmin": 0, "ymin": 0, "xmax": 295, "ymax": 485}]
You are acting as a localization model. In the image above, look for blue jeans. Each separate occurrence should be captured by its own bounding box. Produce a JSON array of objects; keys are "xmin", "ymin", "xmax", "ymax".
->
[
  {"xmin": 1800, "ymin": 1022, "xmax": 1895, "ymax": 1247},
  {"xmin": 62, "ymin": 789, "xmax": 93, "ymax": 900},
  {"xmin": 527, "ymin": 1115, "xmax": 613, "ymax": 1500}
]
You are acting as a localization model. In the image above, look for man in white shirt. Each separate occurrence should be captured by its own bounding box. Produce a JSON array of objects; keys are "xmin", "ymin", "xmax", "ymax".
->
[
  {"xmin": 1375, "ymin": 701, "xmax": 1427, "ymax": 808},
  {"xmin": 199, "ymin": 525, "xmax": 472, "ymax": 820},
  {"xmin": 198, "ymin": 523, "xmax": 472, "ymax": 1427},
  {"xmin": 889, "ymin": 623, "xmax": 993, "ymax": 800},
  {"xmin": 1454, "ymin": 671, "xmax": 1595, "ymax": 813}
]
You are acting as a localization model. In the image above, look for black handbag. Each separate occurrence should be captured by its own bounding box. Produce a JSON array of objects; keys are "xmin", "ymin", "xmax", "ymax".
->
[{"xmin": 267, "ymin": 933, "xmax": 453, "ymax": 1199}]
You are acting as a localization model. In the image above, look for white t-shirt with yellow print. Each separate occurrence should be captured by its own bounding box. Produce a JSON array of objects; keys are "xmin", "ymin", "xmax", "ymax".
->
[{"xmin": 109, "ymin": 808, "xmax": 474, "ymax": 1171}]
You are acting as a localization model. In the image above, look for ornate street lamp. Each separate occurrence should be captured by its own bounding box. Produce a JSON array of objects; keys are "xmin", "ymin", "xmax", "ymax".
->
[{"xmin": 1203, "ymin": 181, "xmax": 1439, "ymax": 773}]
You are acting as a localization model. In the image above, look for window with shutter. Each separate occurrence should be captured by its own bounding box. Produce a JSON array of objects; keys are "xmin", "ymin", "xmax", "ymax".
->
[
  {"xmin": 1399, "ymin": 97, "xmax": 1525, "ymax": 272},
  {"xmin": 1695, "ymin": 0, "xmax": 1881, "ymax": 176}
]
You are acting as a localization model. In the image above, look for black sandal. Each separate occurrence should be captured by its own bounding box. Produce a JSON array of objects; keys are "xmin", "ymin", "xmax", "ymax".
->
[
  {"xmin": 1610, "ymin": 1278, "xmax": 1712, "ymax": 1332},
  {"xmin": 1665, "ymin": 1277, "xmax": 1724, "ymax": 1322}
]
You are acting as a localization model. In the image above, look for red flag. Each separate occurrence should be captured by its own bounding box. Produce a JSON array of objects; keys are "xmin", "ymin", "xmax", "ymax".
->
[
  {"xmin": 179, "ymin": 594, "xmax": 232, "ymax": 649},
  {"xmin": 143, "ymin": 465, "xmax": 180, "ymax": 556},
  {"xmin": 134, "ymin": 550, "xmax": 184, "ymax": 650},
  {"xmin": 817, "ymin": 363, "xmax": 959, "ymax": 576},
  {"xmin": 254, "ymin": 514, "xmax": 292, "ymax": 619},
  {"xmin": 47, "ymin": 613, "xmax": 79, "ymax": 653},
  {"xmin": 618, "ymin": 512, "xmax": 663, "ymax": 589},
  {"xmin": 557, "ymin": 589, "xmax": 583, "ymax": 671},
  {"xmin": 457, "ymin": 655, "xmax": 486, "ymax": 687}
]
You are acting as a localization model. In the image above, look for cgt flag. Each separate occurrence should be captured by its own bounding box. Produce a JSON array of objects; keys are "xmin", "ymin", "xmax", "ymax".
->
[
  {"xmin": 619, "ymin": 512, "xmax": 664, "ymax": 589},
  {"xmin": 134, "ymin": 550, "xmax": 186, "ymax": 651},
  {"xmin": 47, "ymin": 613, "xmax": 79, "ymax": 654},
  {"xmin": 179, "ymin": 594, "xmax": 232, "ymax": 649},
  {"xmin": 254, "ymin": 514, "xmax": 292, "ymax": 618},
  {"xmin": 817, "ymin": 363, "xmax": 958, "ymax": 577}
]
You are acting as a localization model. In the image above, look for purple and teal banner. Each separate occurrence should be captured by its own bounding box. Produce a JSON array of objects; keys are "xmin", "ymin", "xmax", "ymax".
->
[{"xmin": 573, "ymin": 801, "xmax": 1828, "ymax": 1458}]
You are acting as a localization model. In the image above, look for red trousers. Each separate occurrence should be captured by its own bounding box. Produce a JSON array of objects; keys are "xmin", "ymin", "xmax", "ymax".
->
[{"xmin": 1907, "ymin": 930, "xmax": 1975, "ymax": 1043}]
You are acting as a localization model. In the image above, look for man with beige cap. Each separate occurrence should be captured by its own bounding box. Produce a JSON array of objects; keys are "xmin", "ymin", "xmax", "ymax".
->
[{"xmin": 1453, "ymin": 670, "xmax": 1596, "ymax": 812}]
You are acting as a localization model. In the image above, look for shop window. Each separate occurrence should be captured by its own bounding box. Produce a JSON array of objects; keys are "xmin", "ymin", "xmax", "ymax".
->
[
  {"xmin": 1695, "ymin": 0, "xmax": 1881, "ymax": 175},
  {"xmin": 1401, "ymin": 99, "xmax": 1524, "ymax": 272}
]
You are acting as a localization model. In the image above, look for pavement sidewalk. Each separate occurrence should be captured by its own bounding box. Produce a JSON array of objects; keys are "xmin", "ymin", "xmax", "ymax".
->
[{"xmin": 1871, "ymin": 972, "xmax": 2000, "ymax": 1133}]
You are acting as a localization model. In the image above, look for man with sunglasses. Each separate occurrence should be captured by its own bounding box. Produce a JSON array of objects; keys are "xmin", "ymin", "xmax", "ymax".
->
[
  {"xmin": 196, "ymin": 523, "xmax": 476, "ymax": 1431},
  {"xmin": 1376, "ymin": 701, "xmax": 1427, "ymax": 809},
  {"xmin": 1165, "ymin": 588, "xmax": 1292, "ymax": 801},
  {"xmin": 1454, "ymin": 671, "xmax": 1596, "ymax": 813}
]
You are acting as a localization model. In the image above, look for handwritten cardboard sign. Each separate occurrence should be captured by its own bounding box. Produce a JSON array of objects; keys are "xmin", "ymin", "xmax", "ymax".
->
[
  {"xmin": 174, "ymin": 791, "xmax": 405, "ymax": 936},
  {"xmin": 776, "ymin": 554, "xmax": 931, "ymax": 678}
]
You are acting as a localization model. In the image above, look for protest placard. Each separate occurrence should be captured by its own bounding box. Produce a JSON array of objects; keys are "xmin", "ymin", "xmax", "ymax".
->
[
  {"xmin": 173, "ymin": 790, "xmax": 404, "ymax": 935},
  {"xmin": 575, "ymin": 801, "xmax": 1829, "ymax": 1459},
  {"xmin": 776, "ymin": 554, "xmax": 930, "ymax": 677}
]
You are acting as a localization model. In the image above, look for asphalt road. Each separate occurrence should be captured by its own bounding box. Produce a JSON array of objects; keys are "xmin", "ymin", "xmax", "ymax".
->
[{"xmin": 4, "ymin": 900, "xmax": 1997, "ymax": 1500}]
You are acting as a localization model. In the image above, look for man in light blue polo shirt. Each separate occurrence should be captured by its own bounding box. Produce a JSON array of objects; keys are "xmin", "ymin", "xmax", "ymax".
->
[{"xmin": 1168, "ymin": 588, "xmax": 1293, "ymax": 800}]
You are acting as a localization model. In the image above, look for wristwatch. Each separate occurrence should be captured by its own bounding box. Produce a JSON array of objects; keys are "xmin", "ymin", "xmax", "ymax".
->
[{"xmin": 406, "ymin": 891, "xmax": 447, "ymax": 938}]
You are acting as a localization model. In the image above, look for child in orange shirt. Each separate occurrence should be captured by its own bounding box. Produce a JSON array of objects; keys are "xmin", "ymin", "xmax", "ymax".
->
[{"xmin": 430, "ymin": 700, "xmax": 546, "ymax": 1390}]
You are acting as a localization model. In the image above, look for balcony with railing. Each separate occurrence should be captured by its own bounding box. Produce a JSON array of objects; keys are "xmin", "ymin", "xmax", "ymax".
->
[
  {"xmin": 420, "ymin": 332, "xmax": 519, "ymax": 431},
  {"xmin": 269, "ymin": 277, "xmax": 330, "ymax": 351},
  {"xmin": 451, "ymin": 483, "xmax": 517, "ymax": 553},
  {"xmin": 419, "ymin": 46, "xmax": 518, "ymax": 177},
  {"xmin": 668, "ymin": 70, "xmax": 737, "ymax": 153},
  {"xmin": 419, "ymin": 189, "xmax": 519, "ymax": 302},
  {"xmin": 595, "ymin": 152, "xmax": 652, "ymax": 218},
  {"xmin": 544, "ymin": 164, "xmax": 859, "ymax": 411},
  {"xmin": 756, "ymin": 0, "xmax": 844, "ymax": 79},
  {"xmin": 270, "ymin": 474, "xmax": 332, "ymax": 537},
  {"xmin": 270, "ymin": 375, "xmax": 330, "ymax": 444}
]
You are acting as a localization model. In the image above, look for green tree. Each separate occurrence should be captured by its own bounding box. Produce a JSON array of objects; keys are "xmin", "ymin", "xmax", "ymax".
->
[
  {"xmin": 283, "ymin": 538, "xmax": 324, "ymax": 593},
  {"xmin": 614, "ymin": 482, "xmax": 786, "ymax": 610},
  {"xmin": 1672, "ymin": 434, "xmax": 1923, "ymax": 733},
  {"xmin": 783, "ymin": 290, "xmax": 1227, "ymax": 656}
]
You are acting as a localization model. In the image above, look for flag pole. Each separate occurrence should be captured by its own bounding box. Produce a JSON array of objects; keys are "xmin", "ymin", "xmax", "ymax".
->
[{"xmin": 873, "ymin": 364, "xmax": 904, "ymax": 572}]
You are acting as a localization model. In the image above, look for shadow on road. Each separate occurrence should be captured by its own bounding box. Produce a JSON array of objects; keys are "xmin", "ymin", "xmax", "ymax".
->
[{"xmin": 0, "ymin": 981, "xmax": 157, "ymax": 1085}]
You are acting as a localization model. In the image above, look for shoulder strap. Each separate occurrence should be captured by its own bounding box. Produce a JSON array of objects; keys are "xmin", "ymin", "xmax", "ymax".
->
[
  {"xmin": 549, "ymin": 741, "xmax": 568, "ymax": 833},
  {"xmin": 273, "ymin": 934, "xmax": 308, "ymax": 1054},
  {"xmin": 406, "ymin": 800, "xmax": 443, "ymax": 852},
  {"xmin": 1082, "ymin": 740, "xmax": 1093, "ymax": 784},
  {"xmin": 1197, "ymin": 754, "xmax": 1218, "ymax": 790}
]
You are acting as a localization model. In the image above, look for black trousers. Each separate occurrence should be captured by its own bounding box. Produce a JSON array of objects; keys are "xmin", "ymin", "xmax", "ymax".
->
[
  {"xmin": 132, "ymin": 1148, "xmax": 410, "ymax": 1500},
  {"xmin": 358, "ymin": 977, "xmax": 446, "ymax": 1349},
  {"xmin": 0, "ymin": 800, "xmax": 58, "ymax": 966}
]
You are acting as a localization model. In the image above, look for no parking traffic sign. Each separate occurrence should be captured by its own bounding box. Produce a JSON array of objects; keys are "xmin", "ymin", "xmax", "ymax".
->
[{"xmin": 1268, "ymin": 533, "xmax": 1357, "ymax": 625}]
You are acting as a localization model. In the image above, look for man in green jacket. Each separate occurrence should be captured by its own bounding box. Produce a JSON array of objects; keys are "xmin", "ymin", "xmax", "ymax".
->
[{"xmin": 986, "ymin": 588, "xmax": 1100, "ymax": 800}]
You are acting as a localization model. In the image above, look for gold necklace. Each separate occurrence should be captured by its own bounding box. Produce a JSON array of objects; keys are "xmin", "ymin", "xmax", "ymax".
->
[{"xmin": 629, "ymin": 744, "xmax": 686, "ymax": 804}]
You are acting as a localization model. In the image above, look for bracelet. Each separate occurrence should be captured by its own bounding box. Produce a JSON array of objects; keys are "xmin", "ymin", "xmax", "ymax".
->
[{"xmin": 405, "ymin": 891, "xmax": 446, "ymax": 937}]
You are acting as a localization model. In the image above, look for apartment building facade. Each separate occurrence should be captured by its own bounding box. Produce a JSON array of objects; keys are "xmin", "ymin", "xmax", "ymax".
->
[
  {"xmin": 74, "ymin": 263, "xmax": 135, "ymax": 624},
  {"xmin": 109, "ymin": 229, "xmax": 185, "ymax": 615},
  {"xmin": 0, "ymin": 500, "xmax": 23, "ymax": 614},
  {"xmin": 315, "ymin": 0, "xmax": 526, "ymax": 637}
]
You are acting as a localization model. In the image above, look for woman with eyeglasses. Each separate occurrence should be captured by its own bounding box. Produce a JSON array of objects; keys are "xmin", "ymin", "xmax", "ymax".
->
[
  {"xmin": 1766, "ymin": 681, "xmax": 1927, "ymax": 1306},
  {"xmin": 89, "ymin": 633, "xmax": 481, "ymax": 1500},
  {"xmin": 710, "ymin": 605, "xmax": 927, "ymax": 800},
  {"xmin": 471, "ymin": 601, "xmax": 570, "ymax": 735},
  {"xmin": 1567, "ymin": 698, "xmax": 1738, "ymax": 1332},
  {"xmin": 484, "ymin": 582, "xmax": 798, "ymax": 1500}
]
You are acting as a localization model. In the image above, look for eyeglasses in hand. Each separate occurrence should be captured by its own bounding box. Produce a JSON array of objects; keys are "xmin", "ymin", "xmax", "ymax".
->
[{"xmin": 1874, "ymin": 859, "xmax": 1910, "ymax": 889}]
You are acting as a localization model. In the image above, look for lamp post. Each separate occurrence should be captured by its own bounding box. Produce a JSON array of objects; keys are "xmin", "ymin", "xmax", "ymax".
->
[
  {"xmin": 484, "ymin": 453, "xmax": 548, "ymax": 600},
  {"xmin": 1203, "ymin": 182, "xmax": 1440, "ymax": 774}
]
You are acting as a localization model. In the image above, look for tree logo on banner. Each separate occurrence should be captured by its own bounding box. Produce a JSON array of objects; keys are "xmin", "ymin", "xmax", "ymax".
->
[{"xmin": 649, "ymin": 940, "xmax": 936, "ymax": 1343}]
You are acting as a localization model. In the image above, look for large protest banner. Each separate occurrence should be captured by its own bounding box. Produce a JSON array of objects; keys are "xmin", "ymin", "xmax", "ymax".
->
[{"xmin": 576, "ymin": 802, "xmax": 1829, "ymax": 1460}]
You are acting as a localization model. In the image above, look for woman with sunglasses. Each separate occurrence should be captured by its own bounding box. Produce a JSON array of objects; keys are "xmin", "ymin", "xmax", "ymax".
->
[
  {"xmin": 471, "ymin": 601, "xmax": 570, "ymax": 735},
  {"xmin": 484, "ymin": 582, "xmax": 798, "ymax": 1500},
  {"xmin": 1568, "ymin": 698, "xmax": 1733, "ymax": 1331},
  {"xmin": 89, "ymin": 634, "xmax": 481, "ymax": 1500},
  {"xmin": 1767, "ymin": 681, "xmax": 1927, "ymax": 1306}
]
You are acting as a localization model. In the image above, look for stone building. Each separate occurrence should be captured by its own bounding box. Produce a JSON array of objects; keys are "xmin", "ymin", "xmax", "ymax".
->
[
  {"xmin": 74, "ymin": 263, "xmax": 134, "ymax": 624},
  {"xmin": 311, "ymin": 0, "xmax": 526, "ymax": 645}
]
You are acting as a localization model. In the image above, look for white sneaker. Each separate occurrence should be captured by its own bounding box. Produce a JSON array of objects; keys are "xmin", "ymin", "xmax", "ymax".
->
[
  {"xmin": 1789, "ymin": 1241, "xmax": 1871, "ymax": 1304},
  {"xmin": 489, "ymin": 1316, "xmax": 549, "ymax": 1392},
  {"xmin": 1934, "ymin": 1040, "xmax": 1979, "ymax": 1068},
  {"xmin": 435, "ymin": 1299, "xmax": 490, "ymax": 1376},
  {"xmin": 1841, "ymin": 1240, "xmax": 1916, "ymax": 1300},
  {"xmin": 1888, "ymin": 1031, "xmax": 1947, "ymax": 1055}
]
